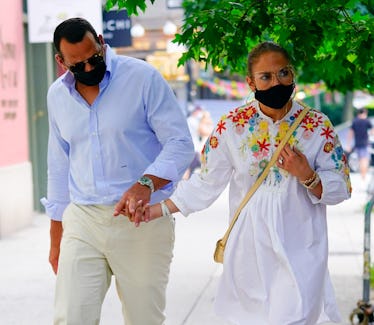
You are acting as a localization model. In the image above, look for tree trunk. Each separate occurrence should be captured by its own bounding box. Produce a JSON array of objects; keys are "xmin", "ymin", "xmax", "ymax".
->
[{"xmin": 343, "ymin": 91, "xmax": 354, "ymax": 122}]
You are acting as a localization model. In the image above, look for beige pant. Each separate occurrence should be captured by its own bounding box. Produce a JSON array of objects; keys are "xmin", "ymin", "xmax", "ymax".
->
[{"xmin": 54, "ymin": 203, "xmax": 175, "ymax": 325}]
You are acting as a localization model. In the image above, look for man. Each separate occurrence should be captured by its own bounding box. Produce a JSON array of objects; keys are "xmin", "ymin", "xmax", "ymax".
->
[
  {"xmin": 41, "ymin": 17, "xmax": 194, "ymax": 325},
  {"xmin": 348, "ymin": 107, "xmax": 373, "ymax": 182}
]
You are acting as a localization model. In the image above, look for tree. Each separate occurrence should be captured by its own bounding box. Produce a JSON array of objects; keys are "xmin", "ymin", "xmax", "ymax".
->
[
  {"xmin": 104, "ymin": 0, "xmax": 155, "ymax": 15},
  {"xmin": 105, "ymin": 0, "xmax": 373, "ymax": 117}
]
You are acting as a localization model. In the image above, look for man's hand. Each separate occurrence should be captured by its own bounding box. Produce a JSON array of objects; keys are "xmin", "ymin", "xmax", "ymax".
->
[
  {"xmin": 113, "ymin": 182, "xmax": 152, "ymax": 225},
  {"xmin": 114, "ymin": 175, "xmax": 171, "ymax": 225},
  {"xmin": 49, "ymin": 220, "xmax": 63, "ymax": 274}
]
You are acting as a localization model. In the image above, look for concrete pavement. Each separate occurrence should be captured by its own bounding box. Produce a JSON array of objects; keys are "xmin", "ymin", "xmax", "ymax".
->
[{"xmin": 0, "ymin": 171, "xmax": 372, "ymax": 325}]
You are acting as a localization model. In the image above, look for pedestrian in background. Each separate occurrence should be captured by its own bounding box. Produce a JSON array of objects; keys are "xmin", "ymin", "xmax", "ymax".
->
[
  {"xmin": 184, "ymin": 106, "xmax": 214, "ymax": 179},
  {"xmin": 129, "ymin": 41, "xmax": 352, "ymax": 325},
  {"xmin": 348, "ymin": 107, "xmax": 373, "ymax": 183},
  {"xmin": 41, "ymin": 17, "xmax": 194, "ymax": 325}
]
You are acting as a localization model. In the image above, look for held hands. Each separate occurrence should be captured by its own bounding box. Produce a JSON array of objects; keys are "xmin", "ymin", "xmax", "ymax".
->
[
  {"xmin": 126, "ymin": 202, "xmax": 164, "ymax": 227},
  {"xmin": 113, "ymin": 181, "xmax": 152, "ymax": 226},
  {"xmin": 114, "ymin": 175, "xmax": 171, "ymax": 226},
  {"xmin": 113, "ymin": 182, "xmax": 164, "ymax": 226}
]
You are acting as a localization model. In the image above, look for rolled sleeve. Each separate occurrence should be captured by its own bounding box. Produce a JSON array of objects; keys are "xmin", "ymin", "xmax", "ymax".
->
[{"xmin": 40, "ymin": 197, "xmax": 69, "ymax": 221}]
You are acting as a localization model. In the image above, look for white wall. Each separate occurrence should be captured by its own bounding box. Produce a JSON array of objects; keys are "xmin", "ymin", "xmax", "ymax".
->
[{"xmin": 0, "ymin": 162, "xmax": 33, "ymax": 238}]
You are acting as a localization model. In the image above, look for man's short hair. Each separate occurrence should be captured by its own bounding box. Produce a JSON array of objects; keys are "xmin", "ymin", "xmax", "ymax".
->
[
  {"xmin": 357, "ymin": 108, "xmax": 368, "ymax": 115},
  {"xmin": 53, "ymin": 17, "xmax": 99, "ymax": 54}
]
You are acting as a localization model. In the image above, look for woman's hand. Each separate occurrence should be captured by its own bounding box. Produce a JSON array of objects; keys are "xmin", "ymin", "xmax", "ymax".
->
[
  {"xmin": 132, "ymin": 202, "xmax": 163, "ymax": 227},
  {"xmin": 277, "ymin": 144, "xmax": 322, "ymax": 198},
  {"xmin": 131, "ymin": 199, "xmax": 179, "ymax": 227},
  {"xmin": 276, "ymin": 144, "xmax": 314, "ymax": 181}
]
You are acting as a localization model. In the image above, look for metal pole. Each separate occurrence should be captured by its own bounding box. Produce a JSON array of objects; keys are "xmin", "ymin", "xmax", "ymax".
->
[
  {"xmin": 350, "ymin": 191, "xmax": 374, "ymax": 324},
  {"xmin": 363, "ymin": 195, "xmax": 374, "ymax": 302}
]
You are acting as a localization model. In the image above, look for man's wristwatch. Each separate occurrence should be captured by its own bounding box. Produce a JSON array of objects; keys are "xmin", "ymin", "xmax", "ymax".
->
[{"xmin": 137, "ymin": 176, "xmax": 155, "ymax": 193}]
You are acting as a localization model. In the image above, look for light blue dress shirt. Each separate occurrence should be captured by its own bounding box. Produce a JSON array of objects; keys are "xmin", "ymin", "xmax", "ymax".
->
[{"xmin": 41, "ymin": 45, "xmax": 194, "ymax": 221}]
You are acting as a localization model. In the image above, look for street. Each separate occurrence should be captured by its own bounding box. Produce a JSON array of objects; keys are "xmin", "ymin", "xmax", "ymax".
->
[{"xmin": 0, "ymin": 172, "xmax": 371, "ymax": 325}]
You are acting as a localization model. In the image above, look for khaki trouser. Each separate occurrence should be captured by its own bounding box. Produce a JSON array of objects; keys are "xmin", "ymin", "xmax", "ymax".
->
[{"xmin": 54, "ymin": 203, "xmax": 175, "ymax": 325}]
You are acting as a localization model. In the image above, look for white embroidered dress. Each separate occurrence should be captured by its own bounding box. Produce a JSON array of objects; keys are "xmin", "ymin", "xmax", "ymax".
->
[{"xmin": 171, "ymin": 100, "xmax": 351, "ymax": 325}]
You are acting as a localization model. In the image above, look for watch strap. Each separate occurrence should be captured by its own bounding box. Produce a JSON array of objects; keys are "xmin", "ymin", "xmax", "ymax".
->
[{"xmin": 137, "ymin": 176, "xmax": 155, "ymax": 193}]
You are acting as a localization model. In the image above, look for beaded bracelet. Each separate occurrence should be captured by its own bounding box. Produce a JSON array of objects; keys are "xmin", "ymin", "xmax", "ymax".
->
[
  {"xmin": 160, "ymin": 200, "xmax": 172, "ymax": 217},
  {"xmin": 300, "ymin": 171, "xmax": 317, "ymax": 186},
  {"xmin": 300, "ymin": 171, "xmax": 321, "ymax": 190}
]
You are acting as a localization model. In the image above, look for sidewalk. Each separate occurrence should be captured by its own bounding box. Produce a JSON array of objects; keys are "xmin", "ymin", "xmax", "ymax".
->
[{"xmin": 0, "ymin": 172, "xmax": 371, "ymax": 325}]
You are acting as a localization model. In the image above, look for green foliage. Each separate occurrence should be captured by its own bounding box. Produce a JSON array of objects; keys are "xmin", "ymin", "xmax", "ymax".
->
[
  {"xmin": 303, "ymin": 95, "xmax": 344, "ymax": 126},
  {"xmin": 104, "ymin": 0, "xmax": 154, "ymax": 15},
  {"xmin": 177, "ymin": 0, "xmax": 374, "ymax": 93},
  {"xmin": 105, "ymin": 0, "xmax": 374, "ymax": 93}
]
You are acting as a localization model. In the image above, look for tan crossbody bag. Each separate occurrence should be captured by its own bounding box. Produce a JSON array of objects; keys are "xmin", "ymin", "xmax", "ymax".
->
[{"xmin": 214, "ymin": 102, "xmax": 310, "ymax": 263}]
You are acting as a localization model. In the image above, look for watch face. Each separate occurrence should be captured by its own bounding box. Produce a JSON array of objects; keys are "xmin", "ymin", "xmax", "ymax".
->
[
  {"xmin": 138, "ymin": 176, "xmax": 154, "ymax": 192},
  {"xmin": 140, "ymin": 176, "xmax": 150, "ymax": 185}
]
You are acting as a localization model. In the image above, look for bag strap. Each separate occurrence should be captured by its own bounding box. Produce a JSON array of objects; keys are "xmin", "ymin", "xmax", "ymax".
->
[{"xmin": 218, "ymin": 101, "xmax": 310, "ymax": 247}]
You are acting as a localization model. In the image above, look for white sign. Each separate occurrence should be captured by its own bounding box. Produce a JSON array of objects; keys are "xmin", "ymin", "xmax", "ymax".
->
[{"xmin": 27, "ymin": 0, "xmax": 103, "ymax": 43}]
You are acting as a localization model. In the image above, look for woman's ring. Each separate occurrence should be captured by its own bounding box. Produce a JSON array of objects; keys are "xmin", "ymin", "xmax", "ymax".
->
[{"xmin": 278, "ymin": 157, "xmax": 284, "ymax": 164}]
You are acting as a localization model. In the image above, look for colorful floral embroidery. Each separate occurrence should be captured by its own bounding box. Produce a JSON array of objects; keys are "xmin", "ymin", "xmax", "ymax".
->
[
  {"xmin": 210, "ymin": 136, "xmax": 219, "ymax": 148},
  {"xmin": 257, "ymin": 138, "xmax": 271, "ymax": 153},
  {"xmin": 274, "ymin": 169, "xmax": 283, "ymax": 183},
  {"xmin": 300, "ymin": 110, "xmax": 324, "ymax": 133},
  {"xmin": 216, "ymin": 120, "xmax": 226, "ymax": 135},
  {"xmin": 324, "ymin": 142, "xmax": 334, "ymax": 153},
  {"xmin": 302, "ymin": 117, "xmax": 316, "ymax": 132},
  {"xmin": 201, "ymin": 104, "xmax": 351, "ymax": 193},
  {"xmin": 320, "ymin": 126, "xmax": 334, "ymax": 140},
  {"xmin": 303, "ymin": 130, "xmax": 313, "ymax": 140},
  {"xmin": 227, "ymin": 105, "xmax": 256, "ymax": 128},
  {"xmin": 259, "ymin": 159, "xmax": 268, "ymax": 169}
]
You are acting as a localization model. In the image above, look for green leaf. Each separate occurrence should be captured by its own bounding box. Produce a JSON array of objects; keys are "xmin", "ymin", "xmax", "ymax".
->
[{"xmin": 105, "ymin": 0, "xmax": 149, "ymax": 15}]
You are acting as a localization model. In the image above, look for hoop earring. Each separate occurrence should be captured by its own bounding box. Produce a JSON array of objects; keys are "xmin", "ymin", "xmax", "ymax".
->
[
  {"xmin": 245, "ymin": 91, "xmax": 255, "ymax": 104},
  {"xmin": 290, "ymin": 82, "xmax": 297, "ymax": 100}
]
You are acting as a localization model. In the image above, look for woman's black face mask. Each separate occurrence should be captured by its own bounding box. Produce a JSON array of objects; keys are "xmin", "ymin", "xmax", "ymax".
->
[{"xmin": 255, "ymin": 83, "xmax": 295, "ymax": 109}]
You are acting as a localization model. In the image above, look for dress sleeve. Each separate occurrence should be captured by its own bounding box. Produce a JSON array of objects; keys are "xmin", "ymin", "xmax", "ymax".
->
[
  {"xmin": 308, "ymin": 116, "xmax": 352, "ymax": 205},
  {"xmin": 171, "ymin": 118, "xmax": 234, "ymax": 216}
]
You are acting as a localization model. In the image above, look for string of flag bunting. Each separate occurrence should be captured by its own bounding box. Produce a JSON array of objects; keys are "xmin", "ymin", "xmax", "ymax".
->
[{"xmin": 196, "ymin": 77, "xmax": 249, "ymax": 99}]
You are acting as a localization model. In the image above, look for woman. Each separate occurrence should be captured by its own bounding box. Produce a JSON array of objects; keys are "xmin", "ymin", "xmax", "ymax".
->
[{"xmin": 130, "ymin": 41, "xmax": 352, "ymax": 324}]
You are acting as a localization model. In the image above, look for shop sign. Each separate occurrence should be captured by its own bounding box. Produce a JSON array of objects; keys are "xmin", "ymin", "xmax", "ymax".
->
[
  {"xmin": 103, "ymin": 10, "xmax": 132, "ymax": 47},
  {"xmin": 0, "ymin": 0, "xmax": 28, "ymax": 166},
  {"xmin": 27, "ymin": 0, "xmax": 103, "ymax": 43}
]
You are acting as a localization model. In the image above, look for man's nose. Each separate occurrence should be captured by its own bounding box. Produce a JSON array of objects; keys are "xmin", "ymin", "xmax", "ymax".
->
[{"xmin": 84, "ymin": 61, "xmax": 94, "ymax": 72}]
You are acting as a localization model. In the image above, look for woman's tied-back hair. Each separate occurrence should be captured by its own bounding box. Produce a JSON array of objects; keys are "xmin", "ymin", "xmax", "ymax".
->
[
  {"xmin": 247, "ymin": 41, "xmax": 291, "ymax": 77},
  {"xmin": 53, "ymin": 17, "xmax": 100, "ymax": 54}
]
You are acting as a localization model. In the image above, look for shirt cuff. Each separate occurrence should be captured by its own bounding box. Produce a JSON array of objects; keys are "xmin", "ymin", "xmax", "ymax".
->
[
  {"xmin": 40, "ymin": 197, "xmax": 69, "ymax": 221},
  {"xmin": 143, "ymin": 161, "xmax": 179, "ymax": 183}
]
